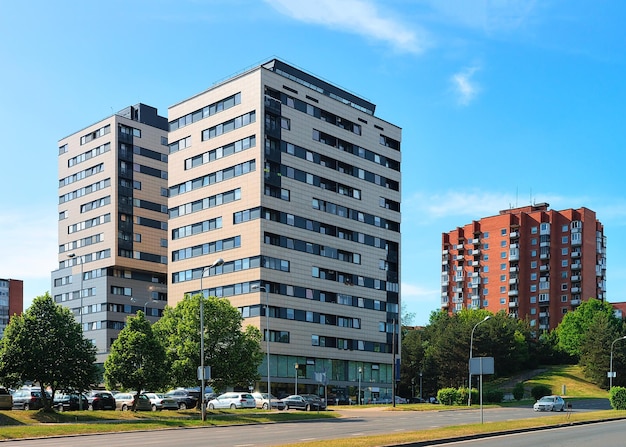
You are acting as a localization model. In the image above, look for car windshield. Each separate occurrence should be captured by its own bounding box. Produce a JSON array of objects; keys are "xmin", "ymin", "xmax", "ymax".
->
[{"xmin": 539, "ymin": 397, "xmax": 555, "ymax": 402}]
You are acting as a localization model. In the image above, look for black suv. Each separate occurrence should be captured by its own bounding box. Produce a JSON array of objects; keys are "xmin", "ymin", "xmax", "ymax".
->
[
  {"xmin": 87, "ymin": 391, "xmax": 116, "ymax": 410},
  {"xmin": 162, "ymin": 389, "xmax": 199, "ymax": 410},
  {"xmin": 53, "ymin": 392, "xmax": 89, "ymax": 411}
]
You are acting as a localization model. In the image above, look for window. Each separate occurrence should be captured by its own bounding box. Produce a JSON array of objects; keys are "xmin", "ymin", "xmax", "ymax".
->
[
  {"xmin": 531, "ymin": 250, "xmax": 537, "ymax": 257},
  {"xmin": 483, "ymin": 266, "xmax": 489, "ymax": 273},
  {"xmin": 562, "ymin": 260, "xmax": 568, "ymax": 267},
  {"xmin": 562, "ymin": 225, "xmax": 568, "ymax": 232},
  {"xmin": 501, "ymin": 240, "xmax": 507, "ymax": 247},
  {"xmin": 501, "ymin": 263, "xmax": 506, "ymax": 270},
  {"xmin": 500, "ymin": 275, "xmax": 506, "ymax": 281},
  {"xmin": 562, "ymin": 236, "xmax": 568, "ymax": 243},
  {"xmin": 501, "ymin": 229, "xmax": 507, "ymax": 236},
  {"xmin": 531, "ymin": 226, "xmax": 538, "ymax": 234},
  {"xmin": 501, "ymin": 251, "xmax": 507, "ymax": 258},
  {"xmin": 561, "ymin": 271, "xmax": 568, "ymax": 278},
  {"xmin": 531, "ymin": 238, "xmax": 537, "ymax": 245},
  {"xmin": 530, "ymin": 285, "xmax": 537, "ymax": 292},
  {"xmin": 483, "ymin": 232, "xmax": 489, "ymax": 238},
  {"xmin": 531, "ymin": 261, "xmax": 537, "ymax": 268},
  {"xmin": 561, "ymin": 295, "xmax": 568, "ymax": 302},
  {"xmin": 561, "ymin": 283, "xmax": 568, "ymax": 291},
  {"xmin": 530, "ymin": 273, "xmax": 537, "ymax": 280},
  {"xmin": 530, "ymin": 296, "xmax": 537, "ymax": 303}
]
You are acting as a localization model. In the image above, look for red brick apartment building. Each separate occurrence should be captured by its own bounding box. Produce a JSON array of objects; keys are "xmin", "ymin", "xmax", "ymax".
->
[
  {"xmin": 0, "ymin": 278, "xmax": 23, "ymax": 338},
  {"xmin": 441, "ymin": 203, "xmax": 606, "ymax": 331}
]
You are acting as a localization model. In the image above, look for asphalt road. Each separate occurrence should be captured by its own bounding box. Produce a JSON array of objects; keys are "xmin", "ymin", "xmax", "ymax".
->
[{"xmin": 0, "ymin": 399, "xmax": 614, "ymax": 447}]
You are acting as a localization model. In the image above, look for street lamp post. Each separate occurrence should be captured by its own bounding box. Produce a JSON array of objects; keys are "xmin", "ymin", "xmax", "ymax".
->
[
  {"xmin": 200, "ymin": 258, "xmax": 224, "ymax": 422},
  {"xmin": 419, "ymin": 371, "xmax": 423, "ymax": 401},
  {"xmin": 469, "ymin": 316, "xmax": 491, "ymax": 406},
  {"xmin": 610, "ymin": 335, "xmax": 626, "ymax": 389},
  {"xmin": 252, "ymin": 284, "xmax": 271, "ymax": 410},
  {"xmin": 67, "ymin": 253, "xmax": 84, "ymax": 410},
  {"xmin": 358, "ymin": 367, "xmax": 362, "ymax": 405},
  {"xmin": 295, "ymin": 363, "xmax": 299, "ymax": 394}
]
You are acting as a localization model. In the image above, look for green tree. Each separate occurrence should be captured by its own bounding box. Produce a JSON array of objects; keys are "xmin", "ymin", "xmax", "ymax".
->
[
  {"xmin": 104, "ymin": 311, "xmax": 167, "ymax": 409},
  {"xmin": 0, "ymin": 293, "xmax": 97, "ymax": 411},
  {"xmin": 579, "ymin": 311, "xmax": 625, "ymax": 388},
  {"xmin": 153, "ymin": 294, "xmax": 262, "ymax": 392},
  {"xmin": 556, "ymin": 298, "xmax": 621, "ymax": 358}
]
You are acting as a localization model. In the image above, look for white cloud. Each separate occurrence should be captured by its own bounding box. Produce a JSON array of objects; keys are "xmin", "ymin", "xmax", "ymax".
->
[
  {"xmin": 451, "ymin": 65, "xmax": 481, "ymax": 106},
  {"xmin": 264, "ymin": 0, "xmax": 428, "ymax": 54}
]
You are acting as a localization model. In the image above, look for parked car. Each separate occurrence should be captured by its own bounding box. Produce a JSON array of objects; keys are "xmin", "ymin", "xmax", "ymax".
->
[
  {"xmin": 53, "ymin": 391, "xmax": 89, "ymax": 411},
  {"xmin": 207, "ymin": 392, "xmax": 256, "ymax": 409},
  {"xmin": 87, "ymin": 390, "xmax": 116, "ymax": 410},
  {"xmin": 12, "ymin": 388, "xmax": 46, "ymax": 410},
  {"xmin": 162, "ymin": 388, "xmax": 199, "ymax": 410},
  {"xmin": 0, "ymin": 387, "xmax": 13, "ymax": 410},
  {"xmin": 143, "ymin": 392, "xmax": 165, "ymax": 411},
  {"xmin": 533, "ymin": 395, "xmax": 566, "ymax": 412},
  {"xmin": 408, "ymin": 397, "xmax": 426, "ymax": 404},
  {"xmin": 282, "ymin": 394, "xmax": 325, "ymax": 411},
  {"xmin": 114, "ymin": 392, "xmax": 153, "ymax": 411},
  {"xmin": 252, "ymin": 392, "xmax": 285, "ymax": 410}
]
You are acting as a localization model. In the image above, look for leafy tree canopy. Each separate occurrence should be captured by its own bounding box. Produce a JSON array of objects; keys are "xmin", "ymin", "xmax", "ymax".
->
[
  {"xmin": 556, "ymin": 298, "xmax": 621, "ymax": 358},
  {"xmin": 0, "ymin": 293, "xmax": 97, "ymax": 411},
  {"xmin": 153, "ymin": 294, "xmax": 262, "ymax": 392},
  {"xmin": 104, "ymin": 311, "xmax": 167, "ymax": 408}
]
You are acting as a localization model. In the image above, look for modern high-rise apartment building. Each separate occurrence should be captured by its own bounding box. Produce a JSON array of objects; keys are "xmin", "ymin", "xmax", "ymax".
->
[
  {"xmin": 52, "ymin": 104, "xmax": 169, "ymax": 363},
  {"xmin": 167, "ymin": 59, "xmax": 402, "ymax": 401},
  {"xmin": 441, "ymin": 203, "xmax": 606, "ymax": 331},
  {"xmin": 0, "ymin": 278, "xmax": 23, "ymax": 338}
]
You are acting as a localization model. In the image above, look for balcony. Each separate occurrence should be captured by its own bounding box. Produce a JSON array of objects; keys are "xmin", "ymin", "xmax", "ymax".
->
[
  {"xmin": 540, "ymin": 253, "xmax": 550, "ymax": 259},
  {"xmin": 509, "ymin": 266, "xmax": 519, "ymax": 273},
  {"xmin": 510, "ymin": 231, "xmax": 519, "ymax": 238},
  {"xmin": 571, "ymin": 275, "xmax": 580, "ymax": 281},
  {"xmin": 509, "ymin": 278, "xmax": 518, "ymax": 284},
  {"xmin": 571, "ymin": 251, "xmax": 581, "ymax": 258},
  {"xmin": 571, "ymin": 263, "xmax": 581, "ymax": 270},
  {"xmin": 469, "ymin": 238, "xmax": 480, "ymax": 245},
  {"xmin": 508, "ymin": 289, "xmax": 519, "ymax": 296},
  {"xmin": 540, "ymin": 264, "xmax": 549, "ymax": 271},
  {"xmin": 540, "ymin": 241, "xmax": 550, "ymax": 247},
  {"xmin": 442, "ymin": 249, "xmax": 449, "ymax": 255},
  {"xmin": 471, "ymin": 260, "xmax": 479, "ymax": 267},
  {"xmin": 509, "ymin": 300, "xmax": 519, "ymax": 308},
  {"xmin": 454, "ymin": 255, "xmax": 464, "ymax": 261},
  {"xmin": 509, "ymin": 253, "xmax": 520, "ymax": 261},
  {"xmin": 571, "ymin": 287, "xmax": 581, "ymax": 293},
  {"xmin": 510, "ymin": 243, "xmax": 518, "ymax": 249},
  {"xmin": 571, "ymin": 299, "xmax": 581, "ymax": 306},
  {"xmin": 539, "ymin": 312, "xmax": 549, "ymax": 318},
  {"xmin": 539, "ymin": 324, "xmax": 549, "ymax": 330}
]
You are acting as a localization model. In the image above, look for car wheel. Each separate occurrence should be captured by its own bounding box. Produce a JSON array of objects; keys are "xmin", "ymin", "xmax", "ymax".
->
[
  {"xmin": 58, "ymin": 405, "xmax": 64, "ymax": 412},
  {"xmin": 88, "ymin": 403, "xmax": 94, "ymax": 411},
  {"xmin": 305, "ymin": 404, "xmax": 311, "ymax": 411},
  {"xmin": 152, "ymin": 404, "xmax": 157, "ymax": 412},
  {"xmin": 208, "ymin": 403, "xmax": 215, "ymax": 410},
  {"xmin": 179, "ymin": 402, "xmax": 187, "ymax": 410},
  {"xmin": 230, "ymin": 403, "xmax": 237, "ymax": 409},
  {"xmin": 122, "ymin": 404, "xmax": 128, "ymax": 411},
  {"xmin": 262, "ymin": 403, "xmax": 269, "ymax": 410},
  {"xmin": 24, "ymin": 403, "xmax": 30, "ymax": 411},
  {"xmin": 285, "ymin": 404, "xmax": 289, "ymax": 410}
]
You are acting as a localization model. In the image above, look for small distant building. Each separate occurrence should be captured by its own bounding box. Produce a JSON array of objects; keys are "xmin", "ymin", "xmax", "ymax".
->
[{"xmin": 0, "ymin": 278, "xmax": 23, "ymax": 338}]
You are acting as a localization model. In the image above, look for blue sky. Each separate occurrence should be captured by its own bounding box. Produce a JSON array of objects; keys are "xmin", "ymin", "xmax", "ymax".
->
[{"xmin": 1, "ymin": 0, "xmax": 625, "ymax": 325}]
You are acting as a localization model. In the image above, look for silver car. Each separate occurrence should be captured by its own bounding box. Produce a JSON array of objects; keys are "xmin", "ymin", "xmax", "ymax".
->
[
  {"xmin": 252, "ymin": 392, "xmax": 285, "ymax": 410},
  {"xmin": 533, "ymin": 395, "xmax": 566, "ymax": 412},
  {"xmin": 207, "ymin": 392, "xmax": 256, "ymax": 409}
]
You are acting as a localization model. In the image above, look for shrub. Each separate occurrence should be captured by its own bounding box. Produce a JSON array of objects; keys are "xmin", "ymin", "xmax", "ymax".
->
[
  {"xmin": 609, "ymin": 386, "xmax": 626, "ymax": 410},
  {"xmin": 512, "ymin": 382, "xmax": 525, "ymax": 401},
  {"xmin": 437, "ymin": 388, "xmax": 458, "ymax": 406},
  {"xmin": 483, "ymin": 389, "xmax": 504, "ymax": 403},
  {"xmin": 531, "ymin": 385, "xmax": 551, "ymax": 401},
  {"xmin": 456, "ymin": 387, "xmax": 470, "ymax": 405}
]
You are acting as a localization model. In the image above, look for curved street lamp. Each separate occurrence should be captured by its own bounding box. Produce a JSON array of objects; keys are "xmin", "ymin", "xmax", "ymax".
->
[
  {"xmin": 200, "ymin": 257, "xmax": 224, "ymax": 422},
  {"xmin": 252, "ymin": 284, "xmax": 271, "ymax": 410},
  {"xmin": 610, "ymin": 335, "xmax": 626, "ymax": 389},
  {"xmin": 468, "ymin": 316, "xmax": 491, "ymax": 406}
]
